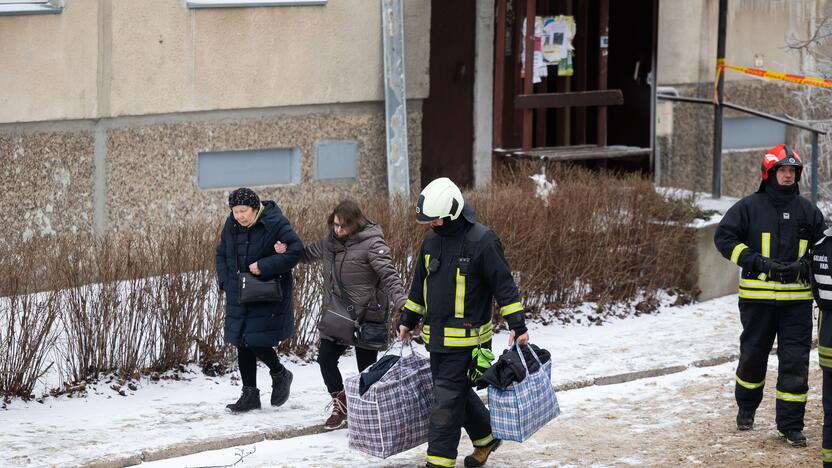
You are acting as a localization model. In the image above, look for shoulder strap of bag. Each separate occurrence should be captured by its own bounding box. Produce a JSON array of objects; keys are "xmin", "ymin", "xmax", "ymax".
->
[
  {"xmin": 331, "ymin": 251, "xmax": 354, "ymax": 307},
  {"xmin": 233, "ymin": 228, "xmax": 240, "ymax": 274}
]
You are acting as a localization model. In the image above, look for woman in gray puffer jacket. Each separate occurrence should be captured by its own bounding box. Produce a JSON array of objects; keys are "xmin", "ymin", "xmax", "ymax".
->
[{"xmin": 275, "ymin": 199, "xmax": 407, "ymax": 430}]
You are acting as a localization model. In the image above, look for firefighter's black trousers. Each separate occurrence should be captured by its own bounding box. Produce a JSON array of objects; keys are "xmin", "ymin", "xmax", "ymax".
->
[
  {"xmin": 427, "ymin": 350, "xmax": 493, "ymax": 464},
  {"xmin": 735, "ymin": 301, "xmax": 811, "ymax": 431}
]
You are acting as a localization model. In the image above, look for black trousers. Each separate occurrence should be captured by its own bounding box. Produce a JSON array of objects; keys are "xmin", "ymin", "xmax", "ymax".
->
[
  {"xmin": 735, "ymin": 301, "xmax": 811, "ymax": 431},
  {"xmin": 317, "ymin": 338, "xmax": 378, "ymax": 394},
  {"xmin": 237, "ymin": 346, "xmax": 284, "ymax": 388},
  {"xmin": 823, "ymin": 368, "xmax": 832, "ymax": 467},
  {"xmin": 426, "ymin": 350, "xmax": 493, "ymax": 466}
]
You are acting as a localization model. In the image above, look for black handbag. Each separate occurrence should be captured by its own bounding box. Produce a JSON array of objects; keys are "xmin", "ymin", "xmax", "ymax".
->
[
  {"xmin": 318, "ymin": 253, "xmax": 359, "ymax": 344},
  {"xmin": 356, "ymin": 303, "xmax": 389, "ymax": 351},
  {"xmin": 234, "ymin": 230, "xmax": 283, "ymax": 304},
  {"xmin": 238, "ymin": 272, "xmax": 283, "ymax": 303}
]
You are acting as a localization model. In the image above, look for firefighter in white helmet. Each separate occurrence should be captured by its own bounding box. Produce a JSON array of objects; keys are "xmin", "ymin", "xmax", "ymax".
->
[{"xmin": 399, "ymin": 177, "xmax": 529, "ymax": 467}]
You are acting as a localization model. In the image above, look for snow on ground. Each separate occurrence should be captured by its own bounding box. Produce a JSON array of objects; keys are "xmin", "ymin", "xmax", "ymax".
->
[
  {"xmin": 144, "ymin": 356, "xmax": 826, "ymax": 468},
  {"xmin": 4, "ymin": 295, "xmax": 747, "ymax": 467},
  {"xmin": 656, "ymin": 186, "xmax": 739, "ymax": 227}
]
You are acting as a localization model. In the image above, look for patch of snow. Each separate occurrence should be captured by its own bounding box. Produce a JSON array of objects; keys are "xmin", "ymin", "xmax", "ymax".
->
[
  {"xmin": 530, "ymin": 167, "xmax": 556, "ymax": 205},
  {"xmin": 0, "ymin": 295, "xmax": 752, "ymax": 466}
]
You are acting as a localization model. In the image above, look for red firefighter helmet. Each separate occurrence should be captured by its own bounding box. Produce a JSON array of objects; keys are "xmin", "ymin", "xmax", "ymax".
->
[{"xmin": 760, "ymin": 144, "xmax": 803, "ymax": 181}]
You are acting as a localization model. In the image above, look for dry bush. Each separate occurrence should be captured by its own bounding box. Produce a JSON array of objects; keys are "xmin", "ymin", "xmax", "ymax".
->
[
  {"xmin": 0, "ymin": 286, "xmax": 60, "ymax": 398},
  {"xmin": 0, "ymin": 167, "xmax": 697, "ymax": 397},
  {"xmin": 480, "ymin": 162, "xmax": 696, "ymax": 318}
]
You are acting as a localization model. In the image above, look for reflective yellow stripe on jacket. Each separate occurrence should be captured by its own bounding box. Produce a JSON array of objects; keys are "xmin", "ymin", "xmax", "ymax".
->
[
  {"xmin": 758, "ymin": 232, "xmax": 771, "ymax": 280},
  {"xmin": 404, "ymin": 299, "xmax": 425, "ymax": 315},
  {"xmin": 500, "ymin": 301, "xmax": 524, "ymax": 317},
  {"xmin": 423, "ymin": 254, "xmax": 431, "ymax": 315},
  {"xmin": 454, "ymin": 268, "xmax": 465, "ymax": 318},
  {"xmin": 730, "ymin": 243, "xmax": 748, "ymax": 265},
  {"xmin": 423, "ymin": 322, "xmax": 493, "ymax": 347},
  {"xmin": 738, "ymin": 278, "xmax": 813, "ymax": 301}
]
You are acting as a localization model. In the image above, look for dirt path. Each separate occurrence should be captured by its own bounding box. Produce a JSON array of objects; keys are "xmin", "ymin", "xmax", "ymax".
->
[
  {"xmin": 142, "ymin": 358, "xmax": 828, "ymax": 468},
  {"xmin": 495, "ymin": 361, "xmax": 824, "ymax": 467}
]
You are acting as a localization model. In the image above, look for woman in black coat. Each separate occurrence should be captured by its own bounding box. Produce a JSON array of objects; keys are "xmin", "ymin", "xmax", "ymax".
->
[{"xmin": 215, "ymin": 188, "xmax": 303, "ymax": 412}]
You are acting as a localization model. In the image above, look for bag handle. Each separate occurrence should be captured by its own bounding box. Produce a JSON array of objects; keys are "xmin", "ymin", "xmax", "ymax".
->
[
  {"xmin": 380, "ymin": 337, "xmax": 414, "ymax": 359},
  {"xmin": 512, "ymin": 343, "xmax": 542, "ymax": 372}
]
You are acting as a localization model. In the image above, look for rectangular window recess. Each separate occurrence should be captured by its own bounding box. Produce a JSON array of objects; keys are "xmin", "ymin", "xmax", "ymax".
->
[
  {"xmin": 723, "ymin": 116, "xmax": 788, "ymax": 151},
  {"xmin": 197, "ymin": 147, "xmax": 301, "ymax": 190},
  {"xmin": 187, "ymin": 0, "xmax": 326, "ymax": 9},
  {"xmin": 315, "ymin": 140, "xmax": 358, "ymax": 181},
  {"xmin": 0, "ymin": 1, "xmax": 62, "ymax": 16}
]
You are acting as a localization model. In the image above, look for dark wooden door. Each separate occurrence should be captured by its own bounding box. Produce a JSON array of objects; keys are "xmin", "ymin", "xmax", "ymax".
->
[{"xmin": 421, "ymin": 0, "xmax": 476, "ymax": 188}]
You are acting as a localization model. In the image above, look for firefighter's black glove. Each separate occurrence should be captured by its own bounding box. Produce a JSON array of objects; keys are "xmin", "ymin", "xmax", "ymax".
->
[
  {"xmin": 753, "ymin": 256, "xmax": 783, "ymax": 278},
  {"xmin": 800, "ymin": 256, "xmax": 812, "ymax": 283},
  {"xmin": 770, "ymin": 260, "xmax": 810, "ymax": 284}
]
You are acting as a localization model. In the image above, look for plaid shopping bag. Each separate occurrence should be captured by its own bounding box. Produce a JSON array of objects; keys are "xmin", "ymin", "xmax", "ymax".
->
[
  {"xmin": 488, "ymin": 344, "xmax": 560, "ymax": 442},
  {"xmin": 345, "ymin": 348, "xmax": 434, "ymax": 458}
]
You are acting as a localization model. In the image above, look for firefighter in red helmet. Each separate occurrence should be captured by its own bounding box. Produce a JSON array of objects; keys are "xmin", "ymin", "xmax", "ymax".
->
[{"xmin": 715, "ymin": 144, "xmax": 824, "ymax": 447}]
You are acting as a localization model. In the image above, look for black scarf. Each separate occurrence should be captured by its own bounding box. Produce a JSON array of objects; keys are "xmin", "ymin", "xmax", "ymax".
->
[
  {"xmin": 763, "ymin": 179, "xmax": 798, "ymax": 210},
  {"xmin": 432, "ymin": 216, "xmax": 470, "ymax": 237}
]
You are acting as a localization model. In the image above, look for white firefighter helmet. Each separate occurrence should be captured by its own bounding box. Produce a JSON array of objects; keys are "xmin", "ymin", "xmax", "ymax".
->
[{"xmin": 415, "ymin": 177, "xmax": 464, "ymax": 223}]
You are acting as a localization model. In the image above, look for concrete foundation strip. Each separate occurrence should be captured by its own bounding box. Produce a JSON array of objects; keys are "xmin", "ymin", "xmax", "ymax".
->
[{"xmin": 83, "ymin": 349, "xmax": 803, "ymax": 468}]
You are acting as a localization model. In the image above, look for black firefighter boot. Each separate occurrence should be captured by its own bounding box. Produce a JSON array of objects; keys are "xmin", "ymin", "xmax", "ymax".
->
[
  {"xmin": 736, "ymin": 408, "xmax": 755, "ymax": 431},
  {"xmin": 778, "ymin": 429, "xmax": 808, "ymax": 447},
  {"xmin": 226, "ymin": 386, "xmax": 261, "ymax": 413},
  {"xmin": 270, "ymin": 367, "xmax": 293, "ymax": 407}
]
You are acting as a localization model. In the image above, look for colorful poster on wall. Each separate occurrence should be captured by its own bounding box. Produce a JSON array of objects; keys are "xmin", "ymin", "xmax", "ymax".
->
[{"xmin": 522, "ymin": 15, "xmax": 576, "ymax": 80}]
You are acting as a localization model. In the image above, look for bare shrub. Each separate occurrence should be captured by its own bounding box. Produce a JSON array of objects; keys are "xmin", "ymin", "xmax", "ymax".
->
[
  {"xmin": 480, "ymin": 162, "xmax": 696, "ymax": 319},
  {"xmin": 0, "ymin": 167, "xmax": 697, "ymax": 397},
  {"xmin": 0, "ymin": 288, "xmax": 60, "ymax": 398}
]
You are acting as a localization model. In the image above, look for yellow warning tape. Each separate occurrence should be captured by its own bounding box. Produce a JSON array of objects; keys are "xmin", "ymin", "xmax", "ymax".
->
[{"xmin": 717, "ymin": 59, "xmax": 832, "ymax": 89}]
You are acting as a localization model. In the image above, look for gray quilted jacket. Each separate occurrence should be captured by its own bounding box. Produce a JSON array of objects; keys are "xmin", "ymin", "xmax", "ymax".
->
[{"xmin": 303, "ymin": 221, "xmax": 407, "ymax": 340}]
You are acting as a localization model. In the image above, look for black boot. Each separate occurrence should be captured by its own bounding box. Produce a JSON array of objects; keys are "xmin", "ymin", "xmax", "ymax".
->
[
  {"xmin": 270, "ymin": 367, "xmax": 293, "ymax": 407},
  {"xmin": 226, "ymin": 386, "xmax": 261, "ymax": 413},
  {"xmin": 736, "ymin": 409, "xmax": 755, "ymax": 430},
  {"xmin": 778, "ymin": 429, "xmax": 808, "ymax": 447}
]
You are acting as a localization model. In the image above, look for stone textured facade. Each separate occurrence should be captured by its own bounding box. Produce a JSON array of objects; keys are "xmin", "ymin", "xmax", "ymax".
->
[
  {"xmin": 0, "ymin": 130, "xmax": 95, "ymax": 240},
  {"xmin": 0, "ymin": 106, "xmax": 422, "ymax": 239},
  {"xmin": 658, "ymin": 80, "xmax": 808, "ymax": 198}
]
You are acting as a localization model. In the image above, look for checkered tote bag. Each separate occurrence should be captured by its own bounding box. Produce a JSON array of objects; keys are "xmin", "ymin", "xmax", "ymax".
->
[
  {"xmin": 488, "ymin": 344, "xmax": 560, "ymax": 442},
  {"xmin": 345, "ymin": 347, "xmax": 433, "ymax": 458}
]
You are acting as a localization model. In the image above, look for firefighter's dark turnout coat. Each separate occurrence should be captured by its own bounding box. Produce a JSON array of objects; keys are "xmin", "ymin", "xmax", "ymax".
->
[
  {"xmin": 715, "ymin": 189, "xmax": 822, "ymax": 303},
  {"xmin": 400, "ymin": 214, "xmax": 527, "ymax": 352}
]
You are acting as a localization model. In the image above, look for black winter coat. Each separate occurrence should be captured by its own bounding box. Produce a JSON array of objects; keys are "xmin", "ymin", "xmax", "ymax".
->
[{"xmin": 216, "ymin": 201, "xmax": 303, "ymax": 347}]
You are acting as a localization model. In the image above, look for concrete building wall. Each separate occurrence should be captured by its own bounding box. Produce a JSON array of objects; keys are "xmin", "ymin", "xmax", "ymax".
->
[
  {"xmin": 0, "ymin": 0, "xmax": 431, "ymax": 123},
  {"xmin": 656, "ymin": 80, "xmax": 804, "ymax": 197},
  {"xmin": 657, "ymin": 0, "xmax": 812, "ymax": 86},
  {"xmin": 0, "ymin": 1, "xmax": 431, "ymax": 239},
  {"xmin": 656, "ymin": 0, "xmax": 827, "ymax": 197}
]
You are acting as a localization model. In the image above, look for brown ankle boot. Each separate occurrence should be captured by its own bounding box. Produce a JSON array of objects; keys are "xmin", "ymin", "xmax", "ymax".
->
[
  {"xmin": 323, "ymin": 390, "xmax": 347, "ymax": 430},
  {"xmin": 464, "ymin": 439, "xmax": 501, "ymax": 467}
]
